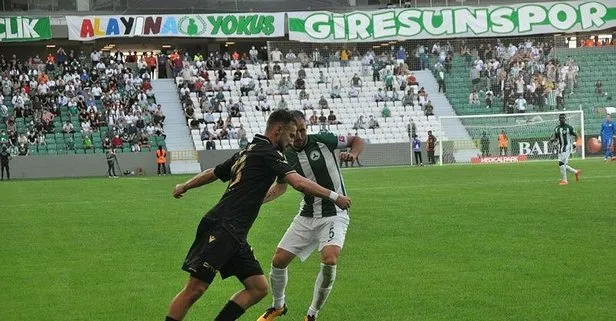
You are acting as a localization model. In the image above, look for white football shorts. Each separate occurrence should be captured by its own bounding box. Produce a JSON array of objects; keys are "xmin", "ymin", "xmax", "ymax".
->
[{"xmin": 277, "ymin": 214, "xmax": 350, "ymax": 262}]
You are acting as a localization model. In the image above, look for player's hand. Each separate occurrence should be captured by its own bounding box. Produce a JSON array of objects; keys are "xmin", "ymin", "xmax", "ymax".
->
[
  {"xmin": 340, "ymin": 152, "xmax": 355, "ymax": 162},
  {"xmin": 335, "ymin": 195, "xmax": 352, "ymax": 210},
  {"xmin": 173, "ymin": 184, "xmax": 187, "ymax": 199}
]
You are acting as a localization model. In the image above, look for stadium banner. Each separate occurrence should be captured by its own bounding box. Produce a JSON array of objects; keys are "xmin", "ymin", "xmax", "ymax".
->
[
  {"xmin": 0, "ymin": 16, "xmax": 52, "ymax": 42},
  {"xmin": 287, "ymin": 0, "xmax": 616, "ymax": 42},
  {"xmin": 511, "ymin": 136, "xmax": 584, "ymax": 160},
  {"xmin": 66, "ymin": 13, "xmax": 285, "ymax": 40}
]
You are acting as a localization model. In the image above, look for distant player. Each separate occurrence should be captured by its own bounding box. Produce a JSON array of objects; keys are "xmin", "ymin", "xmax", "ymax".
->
[
  {"xmin": 551, "ymin": 113, "xmax": 581, "ymax": 185},
  {"xmin": 165, "ymin": 110, "xmax": 351, "ymax": 321},
  {"xmin": 257, "ymin": 111, "xmax": 364, "ymax": 321},
  {"xmin": 600, "ymin": 114, "xmax": 614, "ymax": 161}
]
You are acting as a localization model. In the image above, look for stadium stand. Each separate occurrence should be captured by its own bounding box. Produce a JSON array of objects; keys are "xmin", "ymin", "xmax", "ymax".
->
[
  {"xmin": 0, "ymin": 50, "xmax": 167, "ymax": 156},
  {"xmin": 174, "ymin": 51, "xmax": 442, "ymax": 150}
]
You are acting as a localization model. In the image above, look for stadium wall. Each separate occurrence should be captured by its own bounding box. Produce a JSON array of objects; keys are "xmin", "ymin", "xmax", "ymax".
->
[
  {"xmin": 197, "ymin": 142, "xmax": 413, "ymax": 171},
  {"xmin": 10, "ymin": 153, "xmax": 158, "ymax": 179},
  {"xmin": 12, "ymin": 143, "xmax": 416, "ymax": 179}
]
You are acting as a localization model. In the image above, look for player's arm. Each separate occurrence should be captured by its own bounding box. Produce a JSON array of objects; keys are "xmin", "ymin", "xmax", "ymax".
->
[
  {"xmin": 283, "ymin": 172, "xmax": 351, "ymax": 209},
  {"xmin": 263, "ymin": 181, "xmax": 288, "ymax": 203},
  {"xmin": 173, "ymin": 153, "xmax": 237, "ymax": 198},
  {"xmin": 265, "ymin": 150, "xmax": 351, "ymax": 209},
  {"xmin": 173, "ymin": 168, "xmax": 219, "ymax": 198},
  {"xmin": 340, "ymin": 135, "xmax": 365, "ymax": 161}
]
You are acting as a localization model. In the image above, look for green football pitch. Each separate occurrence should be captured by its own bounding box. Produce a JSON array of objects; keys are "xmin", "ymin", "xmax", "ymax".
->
[{"xmin": 1, "ymin": 159, "xmax": 614, "ymax": 321}]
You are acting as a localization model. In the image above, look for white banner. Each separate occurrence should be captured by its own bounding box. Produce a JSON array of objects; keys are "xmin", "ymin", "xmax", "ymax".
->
[
  {"xmin": 288, "ymin": 0, "xmax": 616, "ymax": 42},
  {"xmin": 67, "ymin": 13, "xmax": 285, "ymax": 41}
]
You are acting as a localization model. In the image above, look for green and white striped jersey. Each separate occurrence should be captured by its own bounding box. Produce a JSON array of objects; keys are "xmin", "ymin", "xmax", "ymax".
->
[
  {"xmin": 284, "ymin": 133, "xmax": 349, "ymax": 218},
  {"xmin": 553, "ymin": 123, "xmax": 576, "ymax": 153}
]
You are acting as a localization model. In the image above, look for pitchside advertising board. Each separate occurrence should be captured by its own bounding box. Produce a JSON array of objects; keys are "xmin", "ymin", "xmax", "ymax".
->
[
  {"xmin": 66, "ymin": 13, "xmax": 285, "ymax": 41},
  {"xmin": 0, "ymin": 16, "xmax": 52, "ymax": 42},
  {"xmin": 287, "ymin": 0, "xmax": 616, "ymax": 42},
  {"xmin": 471, "ymin": 135, "xmax": 593, "ymax": 164}
]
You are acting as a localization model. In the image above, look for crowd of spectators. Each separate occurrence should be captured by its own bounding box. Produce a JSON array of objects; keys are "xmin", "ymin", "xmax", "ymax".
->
[
  {"xmin": 0, "ymin": 48, "xmax": 167, "ymax": 157},
  {"xmin": 442, "ymin": 39, "xmax": 581, "ymax": 113}
]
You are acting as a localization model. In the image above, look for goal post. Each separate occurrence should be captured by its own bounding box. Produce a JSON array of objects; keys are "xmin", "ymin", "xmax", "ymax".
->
[{"xmin": 437, "ymin": 110, "xmax": 585, "ymax": 165}]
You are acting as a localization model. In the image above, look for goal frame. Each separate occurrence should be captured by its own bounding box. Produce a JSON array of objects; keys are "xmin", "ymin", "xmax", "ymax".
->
[{"xmin": 437, "ymin": 110, "xmax": 585, "ymax": 166}]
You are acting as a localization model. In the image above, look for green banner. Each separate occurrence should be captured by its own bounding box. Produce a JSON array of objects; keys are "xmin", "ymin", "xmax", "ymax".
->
[
  {"xmin": 0, "ymin": 16, "xmax": 52, "ymax": 42},
  {"xmin": 288, "ymin": 0, "xmax": 616, "ymax": 42}
]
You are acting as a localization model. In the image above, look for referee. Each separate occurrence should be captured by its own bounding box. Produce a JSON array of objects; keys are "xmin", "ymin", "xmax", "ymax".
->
[{"xmin": 1, "ymin": 146, "xmax": 10, "ymax": 180}]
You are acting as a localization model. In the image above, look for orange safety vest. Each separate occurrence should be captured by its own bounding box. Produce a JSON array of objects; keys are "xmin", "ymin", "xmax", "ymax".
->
[
  {"xmin": 156, "ymin": 149, "xmax": 166, "ymax": 164},
  {"xmin": 498, "ymin": 134, "xmax": 508, "ymax": 148}
]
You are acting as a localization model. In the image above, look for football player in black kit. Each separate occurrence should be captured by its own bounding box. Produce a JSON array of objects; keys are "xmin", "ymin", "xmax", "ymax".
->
[{"xmin": 165, "ymin": 110, "xmax": 352, "ymax": 321}]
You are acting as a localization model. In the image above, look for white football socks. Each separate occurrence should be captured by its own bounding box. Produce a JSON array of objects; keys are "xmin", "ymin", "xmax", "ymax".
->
[
  {"xmin": 270, "ymin": 265, "xmax": 288, "ymax": 309},
  {"xmin": 307, "ymin": 264, "xmax": 337, "ymax": 317},
  {"xmin": 566, "ymin": 165, "xmax": 577, "ymax": 174},
  {"xmin": 560, "ymin": 165, "xmax": 567, "ymax": 181}
]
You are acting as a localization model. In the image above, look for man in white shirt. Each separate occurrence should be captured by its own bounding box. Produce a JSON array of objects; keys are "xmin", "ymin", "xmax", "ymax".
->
[
  {"xmin": 91, "ymin": 85, "xmax": 103, "ymax": 99},
  {"xmin": 90, "ymin": 50, "xmax": 101, "ymax": 65},
  {"xmin": 249, "ymin": 46, "xmax": 259, "ymax": 63},
  {"xmin": 285, "ymin": 50, "xmax": 297, "ymax": 61},
  {"xmin": 515, "ymin": 96, "xmax": 527, "ymax": 113},
  {"xmin": 270, "ymin": 48, "xmax": 283, "ymax": 63}
]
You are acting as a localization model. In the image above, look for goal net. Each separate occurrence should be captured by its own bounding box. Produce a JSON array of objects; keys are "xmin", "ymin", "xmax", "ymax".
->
[{"xmin": 437, "ymin": 110, "xmax": 585, "ymax": 165}]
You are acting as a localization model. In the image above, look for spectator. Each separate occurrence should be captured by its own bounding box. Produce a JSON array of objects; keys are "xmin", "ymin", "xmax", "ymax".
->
[
  {"xmin": 238, "ymin": 133, "xmax": 249, "ymax": 149},
  {"xmin": 596, "ymin": 80, "xmax": 603, "ymax": 100},
  {"xmin": 83, "ymin": 135, "xmax": 93, "ymax": 150},
  {"xmin": 374, "ymin": 88, "xmax": 387, "ymax": 102},
  {"xmin": 384, "ymin": 71, "xmax": 395, "ymax": 91},
  {"xmin": 437, "ymin": 68, "xmax": 446, "ymax": 93},
  {"xmin": 330, "ymin": 85, "xmax": 342, "ymax": 101},
  {"xmin": 257, "ymin": 99, "xmax": 271, "ymax": 112},
  {"xmin": 297, "ymin": 67, "xmax": 306, "ymax": 80},
  {"xmin": 318, "ymin": 112, "xmax": 327, "ymax": 126},
  {"xmin": 295, "ymin": 77, "xmax": 305, "ymax": 90},
  {"xmin": 340, "ymin": 48, "xmax": 350, "ymax": 67},
  {"xmin": 277, "ymin": 97, "xmax": 288, "ymax": 111},
  {"xmin": 351, "ymin": 73, "xmax": 362, "ymax": 88},
  {"xmin": 348, "ymin": 86, "xmax": 359, "ymax": 100},
  {"xmin": 204, "ymin": 111, "xmax": 215, "ymax": 124},
  {"xmin": 309, "ymin": 111, "xmax": 318, "ymax": 125},
  {"xmin": 272, "ymin": 63, "xmax": 281, "ymax": 74},
  {"xmin": 469, "ymin": 91, "xmax": 480, "ymax": 105},
  {"xmin": 424, "ymin": 101, "xmax": 434, "ymax": 119},
  {"xmin": 102, "ymin": 137, "xmax": 112, "ymax": 151},
  {"xmin": 407, "ymin": 73, "xmax": 418, "ymax": 86},
  {"xmin": 240, "ymin": 75, "xmax": 254, "ymax": 96},
  {"xmin": 470, "ymin": 67, "xmax": 481, "ymax": 92},
  {"xmin": 368, "ymin": 115, "xmax": 380, "ymax": 129},
  {"xmin": 328, "ymin": 110, "xmax": 340, "ymax": 125},
  {"xmin": 318, "ymin": 96, "xmax": 329, "ymax": 109},
  {"xmin": 485, "ymin": 90, "xmax": 494, "ymax": 109},
  {"xmin": 62, "ymin": 121, "xmax": 74, "ymax": 133},
  {"xmin": 299, "ymin": 89, "xmax": 309, "ymax": 101},
  {"xmin": 285, "ymin": 49, "xmax": 297, "ymax": 62},
  {"xmin": 270, "ymin": 47, "xmax": 283, "ymax": 63},
  {"xmin": 515, "ymin": 95, "xmax": 527, "ymax": 113},
  {"xmin": 418, "ymin": 87, "xmax": 428, "ymax": 107},
  {"xmin": 249, "ymin": 46, "xmax": 259, "ymax": 63},
  {"xmin": 317, "ymin": 71, "xmax": 327, "ymax": 84},
  {"xmin": 402, "ymin": 89, "xmax": 416, "ymax": 110},
  {"xmin": 302, "ymin": 99, "xmax": 314, "ymax": 110},
  {"xmin": 112, "ymin": 135, "xmax": 123, "ymax": 149},
  {"xmin": 353, "ymin": 115, "xmax": 366, "ymax": 130},
  {"xmin": 382, "ymin": 103, "xmax": 391, "ymax": 118},
  {"xmin": 205, "ymin": 138, "xmax": 216, "ymax": 150},
  {"xmin": 480, "ymin": 131, "xmax": 490, "ymax": 157}
]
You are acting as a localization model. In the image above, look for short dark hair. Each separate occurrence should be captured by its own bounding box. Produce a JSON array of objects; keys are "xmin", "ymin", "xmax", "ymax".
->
[
  {"xmin": 266, "ymin": 110, "xmax": 296, "ymax": 130},
  {"xmin": 291, "ymin": 110, "xmax": 306, "ymax": 121}
]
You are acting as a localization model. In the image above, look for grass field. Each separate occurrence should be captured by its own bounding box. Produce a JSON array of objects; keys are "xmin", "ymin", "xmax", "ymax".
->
[{"xmin": 1, "ymin": 159, "xmax": 615, "ymax": 321}]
